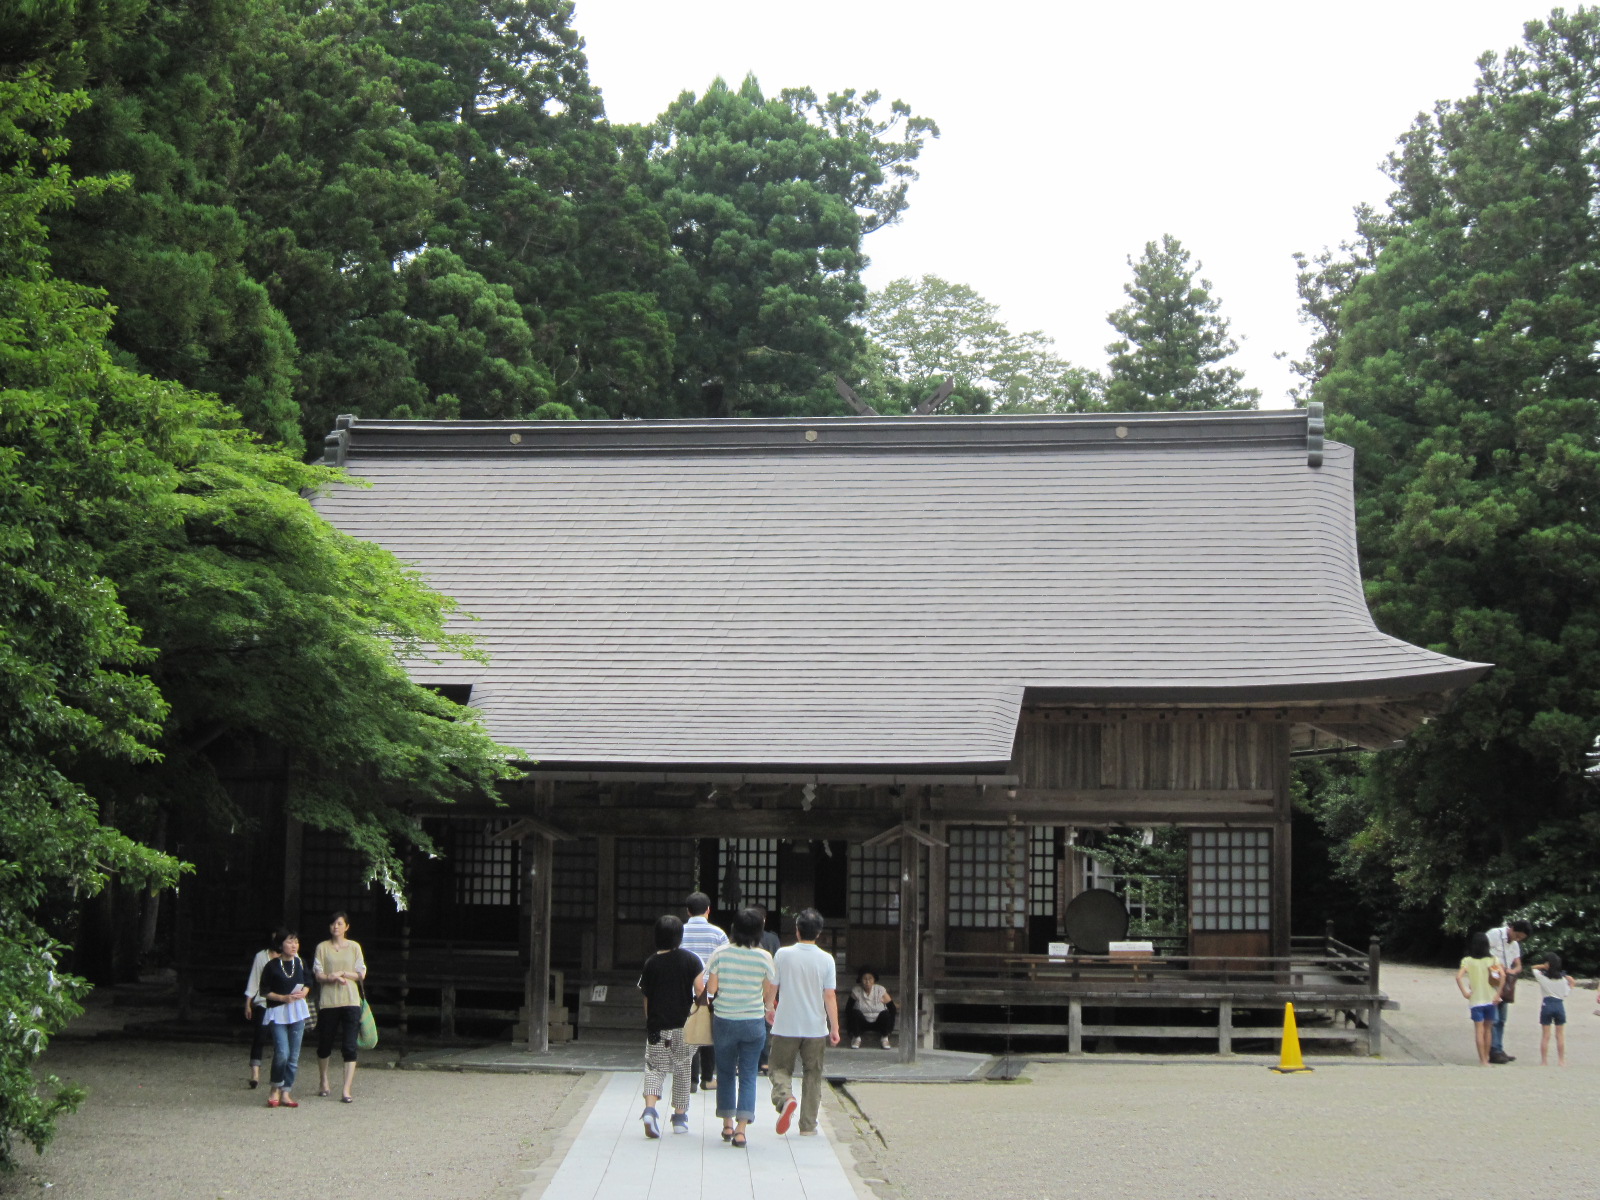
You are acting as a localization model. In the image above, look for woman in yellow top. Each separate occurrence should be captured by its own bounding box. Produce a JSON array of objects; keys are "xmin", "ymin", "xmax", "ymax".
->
[
  {"xmin": 1455, "ymin": 930, "xmax": 1505, "ymax": 1066},
  {"xmin": 314, "ymin": 912, "xmax": 367, "ymax": 1101}
]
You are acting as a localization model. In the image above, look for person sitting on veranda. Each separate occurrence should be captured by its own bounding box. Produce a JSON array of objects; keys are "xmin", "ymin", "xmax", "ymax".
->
[{"xmin": 845, "ymin": 967, "xmax": 895, "ymax": 1049}]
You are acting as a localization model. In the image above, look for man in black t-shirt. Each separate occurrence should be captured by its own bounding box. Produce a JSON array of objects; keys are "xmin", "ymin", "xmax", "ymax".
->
[{"xmin": 637, "ymin": 914, "xmax": 705, "ymax": 1137}]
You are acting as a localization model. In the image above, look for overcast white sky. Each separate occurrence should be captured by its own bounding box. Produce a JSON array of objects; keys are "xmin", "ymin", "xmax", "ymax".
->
[{"xmin": 574, "ymin": 2, "xmax": 1538, "ymax": 408}]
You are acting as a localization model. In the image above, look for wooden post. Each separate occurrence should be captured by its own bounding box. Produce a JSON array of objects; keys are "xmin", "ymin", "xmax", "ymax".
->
[
  {"xmin": 1068, "ymin": 998, "xmax": 1083, "ymax": 1055},
  {"xmin": 1272, "ymin": 726, "xmax": 1294, "ymax": 961},
  {"xmin": 522, "ymin": 830, "xmax": 553, "ymax": 1052},
  {"xmin": 927, "ymin": 819, "xmax": 948, "ymax": 991},
  {"xmin": 1217, "ymin": 999, "xmax": 1233, "ymax": 1055},
  {"xmin": 440, "ymin": 984, "xmax": 456, "ymax": 1038},
  {"xmin": 595, "ymin": 835, "xmax": 616, "ymax": 972},
  {"xmin": 897, "ymin": 793, "xmax": 923, "ymax": 1064},
  {"xmin": 1367, "ymin": 937, "xmax": 1383, "ymax": 1056},
  {"xmin": 514, "ymin": 782, "xmax": 556, "ymax": 1052}
]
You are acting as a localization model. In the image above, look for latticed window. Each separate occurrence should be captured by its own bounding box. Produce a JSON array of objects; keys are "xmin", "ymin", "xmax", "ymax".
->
[
  {"xmin": 717, "ymin": 839, "xmax": 778, "ymax": 912},
  {"xmin": 1028, "ymin": 826, "xmax": 1058, "ymax": 918},
  {"xmin": 849, "ymin": 843, "xmax": 901, "ymax": 926},
  {"xmin": 452, "ymin": 819, "xmax": 519, "ymax": 907},
  {"xmin": 949, "ymin": 826, "xmax": 1026, "ymax": 929},
  {"xmin": 616, "ymin": 839, "xmax": 696, "ymax": 921},
  {"xmin": 301, "ymin": 828, "xmax": 373, "ymax": 917},
  {"xmin": 1190, "ymin": 829, "xmax": 1270, "ymax": 932},
  {"xmin": 552, "ymin": 838, "xmax": 598, "ymax": 921}
]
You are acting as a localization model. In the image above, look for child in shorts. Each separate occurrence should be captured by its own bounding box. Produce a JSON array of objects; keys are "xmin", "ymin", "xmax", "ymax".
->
[
  {"xmin": 1455, "ymin": 931, "xmax": 1504, "ymax": 1066},
  {"xmin": 1532, "ymin": 952, "xmax": 1575, "ymax": 1066}
]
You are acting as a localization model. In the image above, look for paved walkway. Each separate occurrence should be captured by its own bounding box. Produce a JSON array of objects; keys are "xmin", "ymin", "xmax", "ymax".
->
[
  {"xmin": 401, "ymin": 1037, "xmax": 994, "ymax": 1082},
  {"xmin": 530, "ymin": 1070, "xmax": 859, "ymax": 1200}
]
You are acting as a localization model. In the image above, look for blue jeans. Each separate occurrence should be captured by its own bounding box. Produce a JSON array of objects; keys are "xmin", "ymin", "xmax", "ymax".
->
[
  {"xmin": 712, "ymin": 1016, "xmax": 767, "ymax": 1122},
  {"xmin": 270, "ymin": 1020, "xmax": 305, "ymax": 1090},
  {"xmin": 1491, "ymin": 1001, "xmax": 1509, "ymax": 1053}
]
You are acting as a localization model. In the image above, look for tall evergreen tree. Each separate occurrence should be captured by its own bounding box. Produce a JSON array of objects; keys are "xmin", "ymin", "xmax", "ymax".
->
[
  {"xmin": 643, "ymin": 75, "xmax": 937, "ymax": 417},
  {"xmin": 40, "ymin": 0, "xmax": 306, "ymax": 449},
  {"xmin": 1104, "ymin": 234, "xmax": 1258, "ymax": 412},
  {"xmin": 378, "ymin": 0, "xmax": 674, "ymax": 421},
  {"xmin": 1301, "ymin": 10, "xmax": 1600, "ymax": 959}
]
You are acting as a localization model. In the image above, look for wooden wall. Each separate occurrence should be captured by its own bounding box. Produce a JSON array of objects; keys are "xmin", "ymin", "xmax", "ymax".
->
[{"xmin": 1016, "ymin": 716, "xmax": 1278, "ymax": 792}]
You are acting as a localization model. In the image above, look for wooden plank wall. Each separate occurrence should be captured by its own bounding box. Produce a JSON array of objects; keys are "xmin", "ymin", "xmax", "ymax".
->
[{"xmin": 1017, "ymin": 718, "xmax": 1277, "ymax": 792}]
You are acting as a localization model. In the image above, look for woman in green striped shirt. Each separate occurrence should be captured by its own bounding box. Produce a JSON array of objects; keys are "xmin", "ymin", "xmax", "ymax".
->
[{"xmin": 705, "ymin": 908, "xmax": 777, "ymax": 1147}]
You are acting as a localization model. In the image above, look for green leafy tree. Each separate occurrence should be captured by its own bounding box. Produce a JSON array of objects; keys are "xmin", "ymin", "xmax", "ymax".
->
[
  {"xmin": 1300, "ymin": 10, "xmax": 1600, "ymax": 965},
  {"xmin": 643, "ymin": 75, "xmax": 937, "ymax": 417},
  {"xmin": 1, "ymin": 70, "xmax": 184, "ymax": 1168},
  {"xmin": 2, "ymin": 70, "xmax": 523, "ymax": 1161},
  {"xmin": 1104, "ymin": 234, "xmax": 1259, "ymax": 412},
  {"xmin": 862, "ymin": 274, "xmax": 1102, "ymax": 414}
]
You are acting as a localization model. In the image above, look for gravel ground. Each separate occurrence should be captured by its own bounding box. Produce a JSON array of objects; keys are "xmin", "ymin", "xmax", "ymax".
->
[
  {"xmin": 2, "ymin": 1037, "xmax": 589, "ymax": 1199},
  {"xmin": 9, "ymin": 965, "xmax": 1596, "ymax": 1200},
  {"xmin": 837, "ymin": 964, "xmax": 1600, "ymax": 1200}
]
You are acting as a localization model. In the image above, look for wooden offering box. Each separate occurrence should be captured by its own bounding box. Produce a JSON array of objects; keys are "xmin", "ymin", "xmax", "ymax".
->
[{"xmin": 1108, "ymin": 941, "xmax": 1155, "ymax": 962}]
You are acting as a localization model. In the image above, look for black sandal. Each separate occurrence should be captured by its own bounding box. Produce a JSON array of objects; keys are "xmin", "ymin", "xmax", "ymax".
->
[
  {"xmin": 731, "ymin": 1132, "xmax": 747, "ymax": 1148},
  {"xmin": 721, "ymin": 1126, "xmax": 734, "ymax": 1141}
]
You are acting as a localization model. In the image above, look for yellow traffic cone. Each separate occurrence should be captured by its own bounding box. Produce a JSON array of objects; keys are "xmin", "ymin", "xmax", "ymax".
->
[{"xmin": 1269, "ymin": 1002, "xmax": 1313, "ymax": 1073}]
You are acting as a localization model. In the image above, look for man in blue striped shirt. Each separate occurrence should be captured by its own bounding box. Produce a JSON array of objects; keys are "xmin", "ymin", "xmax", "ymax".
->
[{"xmin": 681, "ymin": 892, "xmax": 727, "ymax": 1090}]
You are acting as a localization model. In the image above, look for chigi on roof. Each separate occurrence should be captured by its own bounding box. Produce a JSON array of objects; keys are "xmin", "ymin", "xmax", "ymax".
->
[{"xmin": 311, "ymin": 406, "xmax": 1487, "ymax": 772}]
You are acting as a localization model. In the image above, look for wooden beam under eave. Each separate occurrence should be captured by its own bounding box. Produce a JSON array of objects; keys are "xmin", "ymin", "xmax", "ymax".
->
[
  {"xmin": 547, "ymin": 807, "xmax": 896, "ymax": 840},
  {"xmin": 1306, "ymin": 724, "xmax": 1406, "ymax": 752},
  {"xmin": 1021, "ymin": 698, "xmax": 1453, "ymax": 729},
  {"xmin": 937, "ymin": 787, "xmax": 1275, "ymax": 807}
]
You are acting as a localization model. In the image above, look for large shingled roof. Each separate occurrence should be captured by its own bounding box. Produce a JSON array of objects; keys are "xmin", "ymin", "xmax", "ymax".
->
[{"xmin": 312, "ymin": 410, "xmax": 1487, "ymax": 771}]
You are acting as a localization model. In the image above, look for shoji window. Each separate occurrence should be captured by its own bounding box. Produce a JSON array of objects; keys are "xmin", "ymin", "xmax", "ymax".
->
[
  {"xmin": 948, "ymin": 826, "xmax": 1026, "ymax": 929},
  {"xmin": 717, "ymin": 839, "xmax": 779, "ymax": 912},
  {"xmin": 1190, "ymin": 829, "xmax": 1270, "ymax": 932},
  {"xmin": 301, "ymin": 828, "xmax": 373, "ymax": 916},
  {"xmin": 1028, "ymin": 826, "xmax": 1058, "ymax": 918},
  {"xmin": 551, "ymin": 838, "xmax": 598, "ymax": 921},
  {"xmin": 616, "ymin": 839, "xmax": 696, "ymax": 921},
  {"xmin": 849, "ymin": 844, "xmax": 901, "ymax": 926},
  {"xmin": 451, "ymin": 819, "xmax": 519, "ymax": 907}
]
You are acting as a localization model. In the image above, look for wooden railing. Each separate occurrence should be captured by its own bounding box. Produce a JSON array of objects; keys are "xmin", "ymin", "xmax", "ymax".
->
[
  {"xmin": 924, "ymin": 930, "xmax": 1386, "ymax": 1055},
  {"xmin": 931, "ymin": 931, "xmax": 1380, "ymax": 993}
]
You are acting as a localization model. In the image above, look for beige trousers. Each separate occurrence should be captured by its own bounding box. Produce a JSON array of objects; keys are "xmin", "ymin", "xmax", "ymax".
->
[{"xmin": 767, "ymin": 1034, "xmax": 827, "ymax": 1133}]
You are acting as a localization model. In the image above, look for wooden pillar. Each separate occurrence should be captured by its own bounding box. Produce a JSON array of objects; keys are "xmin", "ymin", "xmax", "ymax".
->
[
  {"xmin": 897, "ymin": 791, "xmax": 924, "ymax": 1065},
  {"xmin": 1367, "ymin": 937, "xmax": 1384, "ymax": 1056},
  {"xmin": 520, "ymin": 788, "xmax": 555, "ymax": 1052},
  {"xmin": 1068, "ymin": 998, "xmax": 1083, "ymax": 1055},
  {"xmin": 1217, "ymin": 998, "xmax": 1233, "ymax": 1056},
  {"xmin": 520, "ymin": 833, "xmax": 553, "ymax": 1051},
  {"xmin": 1271, "ymin": 725, "xmax": 1293, "ymax": 960},
  {"xmin": 595, "ymin": 835, "xmax": 617, "ymax": 972},
  {"xmin": 440, "ymin": 984, "xmax": 456, "ymax": 1038},
  {"xmin": 926, "ymin": 819, "xmax": 948, "ymax": 999}
]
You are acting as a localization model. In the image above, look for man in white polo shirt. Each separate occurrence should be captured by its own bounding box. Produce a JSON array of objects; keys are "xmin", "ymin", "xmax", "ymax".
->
[
  {"xmin": 1486, "ymin": 918, "xmax": 1531, "ymax": 1063},
  {"xmin": 768, "ymin": 908, "xmax": 839, "ymax": 1136}
]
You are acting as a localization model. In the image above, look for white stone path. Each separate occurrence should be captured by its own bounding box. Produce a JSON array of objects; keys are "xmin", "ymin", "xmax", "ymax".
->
[{"xmin": 531, "ymin": 1070, "xmax": 860, "ymax": 1200}]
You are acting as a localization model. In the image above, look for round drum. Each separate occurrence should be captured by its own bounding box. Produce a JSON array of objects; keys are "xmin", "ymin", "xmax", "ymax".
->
[{"xmin": 1062, "ymin": 887, "xmax": 1130, "ymax": 955}]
